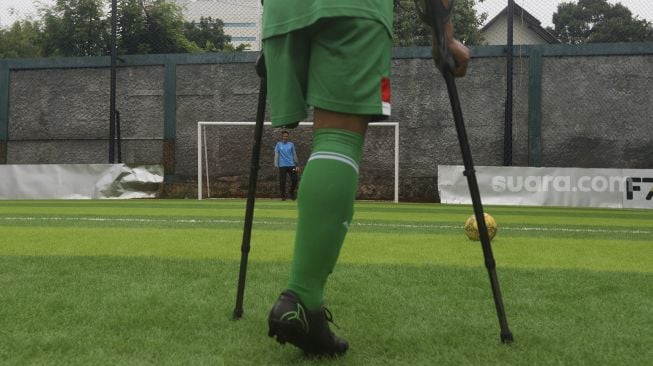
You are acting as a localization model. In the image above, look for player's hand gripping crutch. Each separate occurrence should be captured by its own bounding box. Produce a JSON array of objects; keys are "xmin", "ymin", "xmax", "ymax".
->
[
  {"xmin": 415, "ymin": 0, "xmax": 514, "ymax": 343},
  {"xmin": 233, "ymin": 52, "xmax": 267, "ymax": 320}
]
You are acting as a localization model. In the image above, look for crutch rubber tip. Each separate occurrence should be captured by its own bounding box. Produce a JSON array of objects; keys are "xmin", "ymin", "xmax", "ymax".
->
[
  {"xmin": 500, "ymin": 331, "xmax": 514, "ymax": 344},
  {"xmin": 233, "ymin": 309, "xmax": 244, "ymax": 320}
]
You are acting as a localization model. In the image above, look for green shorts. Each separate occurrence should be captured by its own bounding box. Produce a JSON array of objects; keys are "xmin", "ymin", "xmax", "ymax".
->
[{"xmin": 263, "ymin": 17, "xmax": 392, "ymax": 127}]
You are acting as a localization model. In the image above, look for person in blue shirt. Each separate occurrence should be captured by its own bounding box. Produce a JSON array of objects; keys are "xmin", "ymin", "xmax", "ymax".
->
[{"xmin": 274, "ymin": 130, "xmax": 300, "ymax": 200}]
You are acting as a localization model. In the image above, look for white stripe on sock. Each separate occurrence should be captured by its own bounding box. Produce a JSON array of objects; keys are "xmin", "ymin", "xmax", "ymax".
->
[{"xmin": 308, "ymin": 152, "xmax": 359, "ymax": 174}]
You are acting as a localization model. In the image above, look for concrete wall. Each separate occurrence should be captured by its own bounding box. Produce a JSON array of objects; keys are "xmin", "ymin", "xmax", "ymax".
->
[
  {"xmin": 2, "ymin": 44, "xmax": 652, "ymax": 201},
  {"xmin": 8, "ymin": 66, "xmax": 164, "ymax": 164},
  {"xmin": 540, "ymin": 55, "xmax": 653, "ymax": 168}
]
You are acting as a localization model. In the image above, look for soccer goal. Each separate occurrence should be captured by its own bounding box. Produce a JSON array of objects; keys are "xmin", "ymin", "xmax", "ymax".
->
[{"xmin": 197, "ymin": 121, "xmax": 400, "ymax": 202}]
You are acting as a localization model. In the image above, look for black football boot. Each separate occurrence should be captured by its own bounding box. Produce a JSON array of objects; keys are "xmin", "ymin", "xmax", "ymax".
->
[{"xmin": 268, "ymin": 290, "xmax": 348, "ymax": 357}]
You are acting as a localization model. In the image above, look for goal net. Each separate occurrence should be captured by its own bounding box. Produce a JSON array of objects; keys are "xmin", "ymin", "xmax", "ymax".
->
[{"xmin": 197, "ymin": 121, "xmax": 399, "ymax": 202}]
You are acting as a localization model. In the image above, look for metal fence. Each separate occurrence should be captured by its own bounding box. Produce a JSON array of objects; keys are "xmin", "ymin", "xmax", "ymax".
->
[
  {"xmin": 168, "ymin": 0, "xmax": 653, "ymax": 48},
  {"xmin": 471, "ymin": 0, "xmax": 653, "ymax": 45},
  {"xmin": 1, "ymin": 0, "xmax": 652, "ymax": 171},
  {"xmin": 0, "ymin": 0, "xmax": 653, "ymax": 52}
]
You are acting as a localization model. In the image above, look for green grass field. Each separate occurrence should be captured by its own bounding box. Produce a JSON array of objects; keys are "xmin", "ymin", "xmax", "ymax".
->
[{"xmin": 1, "ymin": 199, "xmax": 651, "ymax": 365}]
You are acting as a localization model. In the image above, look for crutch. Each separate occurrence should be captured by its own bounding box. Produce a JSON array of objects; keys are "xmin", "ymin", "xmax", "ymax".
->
[
  {"xmin": 233, "ymin": 52, "xmax": 267, "ymax": 320},
  {"xmin": 416, "ymin": 0, "xmax": 514, "ymax": 343}
]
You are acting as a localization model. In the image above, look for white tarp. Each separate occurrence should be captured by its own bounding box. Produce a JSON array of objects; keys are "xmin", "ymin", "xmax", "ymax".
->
[
  {"xmin": 0, "ymin": 164, "xmax": 164, "ymax": 199},
  {"xmin": 438, "ymin": 165, "xmax": 653, "ymax": 209}
]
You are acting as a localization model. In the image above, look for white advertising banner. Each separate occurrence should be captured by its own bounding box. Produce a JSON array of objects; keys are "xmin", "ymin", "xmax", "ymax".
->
[
  {"xmin": 0, "ymin": 164, "xmax": 164, "ymax": 199},
  {"xmin": 438, "ymin": 165, "xmax": 653, "ymax": 209},
  {"xmin": 622, "ymin": 169, "xmax": 653, "ymax": 209}
]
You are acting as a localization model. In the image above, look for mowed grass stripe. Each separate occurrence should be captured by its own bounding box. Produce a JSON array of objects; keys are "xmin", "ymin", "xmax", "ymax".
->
[
  {"xmin": 339, "ymin": 232, "xmax": 653, "ymax": 273},
  {"xmin": 0, "ymin": 204, "xmax": 298, "ymax": 220},
  {"xmin": 2, "ymin": 199, "xmax": 652, "ymax": 222},
  {"xmin": 2, "ymin": 199, "xmax": 651, "ymax": 227},
  {"xmin": 0, "ymin": 226, "xmax": 261, "ymax": 260},
  {"xmin": 1, "ymin": 214, "xmax": 651, "ymax": 242},
  {"xmin": 2, "ymin": 199, "xmax": 652, "ymax": 226},
  {"xmin": 350, "ymin": 201, "xmax": 653, "ymax": 220},
  {"xmin": 1, "ymin": 200, "xmax": 652, "ymax": 365},
  {"xmin": 1, "ymin": 225, "xmax": 651, "ymax": 273},
  {"xmin": 347, "ymin": 210, "xmax": 652, "ymax": 228},
  {"xmin": 0, "ymin": 199, "xmax": 249, "ymax": 210},
  {"xmin": 0, "ymin": 256, "xmax": 651, "ymax": 365}
]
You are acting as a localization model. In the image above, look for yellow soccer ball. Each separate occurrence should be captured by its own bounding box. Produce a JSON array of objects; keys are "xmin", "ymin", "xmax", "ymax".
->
[{"xmin": 464, "ymin": 213, "xmax": 497, "ymax": 241}]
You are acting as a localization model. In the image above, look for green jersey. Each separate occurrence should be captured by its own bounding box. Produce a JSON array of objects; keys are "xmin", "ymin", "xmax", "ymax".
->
[{"xmin": 262, "ymin": 0, "xmax": 393, "ymax": 39}]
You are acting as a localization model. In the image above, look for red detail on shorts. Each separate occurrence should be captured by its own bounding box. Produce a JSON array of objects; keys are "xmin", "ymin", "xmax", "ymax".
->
[{"xmin": 381, "ymin": 77, "xmax": 391, "ymax": 103}]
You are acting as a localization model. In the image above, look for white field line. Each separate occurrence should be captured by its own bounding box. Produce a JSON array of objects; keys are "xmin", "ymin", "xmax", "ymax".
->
[
  {"xmin": 1, "ymin": 216, "xmax": 257, "ymax": 225},
  {"xmin": 0, "ymin": 216, "xmax": 650, "ymax": 235},
  {"xmin": 353, "ymin": 222, "xmax": 652, "ymax": 235}
]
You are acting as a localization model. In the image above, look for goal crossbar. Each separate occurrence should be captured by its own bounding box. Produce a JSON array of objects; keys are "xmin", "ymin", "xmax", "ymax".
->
[{"xmin": 197, "ymin": 121, "xmax": 399, "ymax": 202}]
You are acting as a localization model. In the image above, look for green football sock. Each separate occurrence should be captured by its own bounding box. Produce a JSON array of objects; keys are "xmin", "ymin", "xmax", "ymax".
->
[{"xmin": 286, "ymin": 128, "xmax": 364, "ymax": 310}]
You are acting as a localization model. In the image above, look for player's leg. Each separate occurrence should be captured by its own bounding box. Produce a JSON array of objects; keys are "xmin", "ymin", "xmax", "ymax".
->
[
  {"xmin": 265, "ymin": 25, "xmax": 345, "ymax": 356},
  {"xmin": 285, "ymin": 113, "xmax": 367, "ymax": 309},
  {"xmin": 287, "ymin": 16, "xmax": 391, "ymax": 310},
  {"xmin": 278, "ymin": 167, "xmax": 288, "ymax": 200},
  {"xmin": 268, "ymin": 17, "xmax": 391, "ymax": 356},
  {"xmin": 289, "ymin": 168, "xmax": 298, "ymax": 200}
]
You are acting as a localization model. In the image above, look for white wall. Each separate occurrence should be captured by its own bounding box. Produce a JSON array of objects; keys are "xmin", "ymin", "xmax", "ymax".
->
[{"xmin": 482, "ymin": 15, "xmax": 550, "ymax": 45}]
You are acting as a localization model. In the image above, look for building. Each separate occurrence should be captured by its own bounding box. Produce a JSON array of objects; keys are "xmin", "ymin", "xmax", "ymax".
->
[
  {"xmin": 174, "ymin": 0, "xmax": 262, "ymax": 50},
  {"xmin": 481, "ymin": 3, "xmax": 559, "ymax": 45}
]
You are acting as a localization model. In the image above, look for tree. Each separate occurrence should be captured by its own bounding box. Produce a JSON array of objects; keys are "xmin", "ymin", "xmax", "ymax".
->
[
  {"xmin": 393, "ymin": 0, "xmax": 430, "ymax": 46},
  {"xmin": 551, "ymin": 0, "xmax": 653, "ymax": 44},
  {"xmin": 117, "ymin": 0, "xmax": 152, "ymax": 54},
  {"xmin": 41, "ymin": 0, "xmax": 110, "ymax": 56},
  {"xmin": 120, "ymin": 1, "xmax": 238, "ymax": 54},
  {"xmin": 393, "ymin": 0, "xmax": 487, "ymax": 47},
  {"xmin": 183, "ymin": 17, "xmax": 232, "ymax": 52},
  {"xmin": 452, "ymin": 0, "xmax": 487, "ymax": 45},
  {"xmin": 138, "ymin": 0, "xmax": 198, "ymax": 54},
  {"xmin": 117, "ymin": 0, "xmax": 198, "ymax": 55},
  {"xmin": 0, "ymin": 20, "xmax": 45, "ymax": 58},
  {"xmin": 3, "ymin": 0, "xmax": 248, "ymax": 58}
]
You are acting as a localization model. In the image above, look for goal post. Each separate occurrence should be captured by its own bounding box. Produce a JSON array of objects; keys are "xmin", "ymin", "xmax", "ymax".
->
[{"xmin": 197, "ymin": 121, "xmax": 400, "ymax": 202}]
